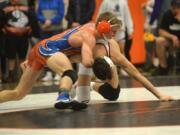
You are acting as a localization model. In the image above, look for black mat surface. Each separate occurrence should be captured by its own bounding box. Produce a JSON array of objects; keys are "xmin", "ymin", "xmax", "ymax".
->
[{"xmin": 0, "ymin": 100, "xmax": 179, "ymax": 128}]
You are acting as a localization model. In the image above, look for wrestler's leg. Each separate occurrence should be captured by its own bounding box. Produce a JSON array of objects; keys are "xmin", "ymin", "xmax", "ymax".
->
[
  {"xmin": 46, "ymin": 52, "xmax": 74, "ymax": 91},
  {"xmin": 75, "ymin": 63, "xmax": 93, "ymax": 103},
  {"xmin": 47, "ymin": 53, "xmax": 87, "ymax": 110},
  {"xmin": 91, "ymin": 81, "xmax": 120, "ymax": 101},
  {"xmin": 0, "ymin": 66, "xmax": 42, "ymax": 103}
]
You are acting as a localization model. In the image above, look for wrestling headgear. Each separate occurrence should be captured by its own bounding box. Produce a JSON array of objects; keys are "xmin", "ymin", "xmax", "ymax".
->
[
  {"xmin": 97, "ymin": 17, "xmax": 120, "ymax": 35},
  {"xmin": 97, "ymin": 20, "xmax": 111, "ymax": 34},
  {"xmin": 92, "ymin": 56, "xmax": 114, "ymax": 80}
]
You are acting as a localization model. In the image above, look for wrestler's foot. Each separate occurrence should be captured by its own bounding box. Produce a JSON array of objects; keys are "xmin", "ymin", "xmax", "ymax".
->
[{"xmin": 54, "ymin": 91, "xmax": 88, "ymax": 111}]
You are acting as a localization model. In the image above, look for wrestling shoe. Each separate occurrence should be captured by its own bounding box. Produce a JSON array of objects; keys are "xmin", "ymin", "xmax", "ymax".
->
[
  {"xmin": 54, "ymin": 91, "xmax": 88, "ymax": 111},
  {"xmin": 41, "ymin": 72, "xmax": 53, "ymax": 81},
  {"xmin": 54, "ymin": 73, "xmax": 61, "ymax": 81}
]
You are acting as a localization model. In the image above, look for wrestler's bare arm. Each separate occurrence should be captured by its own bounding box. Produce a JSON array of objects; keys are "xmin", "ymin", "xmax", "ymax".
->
[
  {"xmin": 81, "ymin": 31, "xmax": 96, "ymax": 67},
  {"xmin": 103, "ymin": 58, "xmax": 119, "ymax": 88},
  {"xmin": 109, "ymin": 39, "xmax": 174, "ymax": 101},
  {"xmin": 68, "ymin": 30, "xmax": 95, "ymax": 67}
]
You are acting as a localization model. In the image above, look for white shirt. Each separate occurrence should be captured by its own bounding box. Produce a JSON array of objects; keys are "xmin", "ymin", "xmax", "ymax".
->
[{"xmin": 98, "ymin": 0, "xmax": 134, "ymax": 37}]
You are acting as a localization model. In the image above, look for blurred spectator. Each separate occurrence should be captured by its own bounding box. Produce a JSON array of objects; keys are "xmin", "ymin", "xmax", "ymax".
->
[
  {"xmin": 157, "ymin": 0, "xmax": 173, "ymax": 29},
  {"xmin": 0, "ymin": 0, "xmax": 9, "ymax": 83},
  {"xmin": 28, "ymin": 0, "xmax": 36, "ymax": 10},
  {"xmin": 142, "ymin": 0, "xmax": 174, "ymax": 73},
  {"xmin": 142, "ymin": 0, "xmax": 157, "ymax": 72},
  {"xmin": 36, "ymin": 0, "xmax": 64, "ymax": 81},
  {"xmin": 152, "ymin": 0, "xmax": 180, "ymax": 75},
  {"xmin": 148, "ymin": 0, "xmax": 162, "ymax": 32},
  {"xmin": 66, "ymin": 0, "xmax": 95, "ymax": 28},
  {"xmin": 0, "ymin": 0, "xmax": 40, "ymax": 83},
  {"xmin": 97, "ymin": 0, "xmax": 133, "ymax": 56},
  {"xmin": 36, "ymin": 0, "xmax": 64, "ymax": 38},
  {"xmin": 142, "ymin": 0, "xmax": 157, "ymax": 32},
  {"xmin": 0, "ymin": 0, "xmax": 8, "ymax": 8}
]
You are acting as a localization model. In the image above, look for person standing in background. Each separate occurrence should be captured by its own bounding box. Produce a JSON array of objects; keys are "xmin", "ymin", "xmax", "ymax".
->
[
  {"xmin": 36, "ymin": 0, "xmax": 65, "ymax": 81},
  {"xmin": 0, "ymin": 0, "xmax": 39, "ymax": 83},
  {"xmin": 0, "ymin": 0, "xmax": 9, "ymax": 83},
  {"xmin": 66, "ymin": 0, "xmax": 95, "ymax": 28}
]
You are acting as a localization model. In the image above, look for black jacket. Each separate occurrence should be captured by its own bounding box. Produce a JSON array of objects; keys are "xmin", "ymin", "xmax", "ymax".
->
[
  {"xmin": 66, "ymin": 0, "xmax": 95, "ymax": 28},
  {"xmin": 0, "ymin": 2, "xmax": 40, "ymax": 38}
]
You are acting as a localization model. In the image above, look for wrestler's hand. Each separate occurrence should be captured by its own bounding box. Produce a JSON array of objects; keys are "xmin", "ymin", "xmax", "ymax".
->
[
  {"xmin": 3, "ymin": 6, "xmax": 14, "ymax": 13},
  {"xmin": 42, "ymin": 19, "xmax": 52, "ymax": 28},
  {"xmin": 159, "ymin": 95, "xmax": 175, "ymax": 101},
  {"xmin": 82, "ymin": 58, "xmax": 94, "ymax": 68},
  {"xmin": 20, "ymin": 60, "xmax": 28, "ymax": 72},
  {"xmin": 72, "ymin": 22, "xmax": 80, "ymax": 28}
]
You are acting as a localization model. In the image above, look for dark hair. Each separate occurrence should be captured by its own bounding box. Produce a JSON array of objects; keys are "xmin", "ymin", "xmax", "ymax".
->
[
  {"xmin": 171, "ymin": 0, "xmax": 180, "ymax": 8},
  {"xmin": 92, "ymin": 57, "xmax": 112, "ymax": 80}
]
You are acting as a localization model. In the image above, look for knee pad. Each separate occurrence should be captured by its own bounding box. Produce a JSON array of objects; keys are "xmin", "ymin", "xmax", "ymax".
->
[
  {"xmin": 98, "ymin": 83, "xmax": 120, "ymax": 101},
  {"xmin": 78, "ymin": 63, "xmax": 93, "ymax": 76},
  {"xmin": 62, "ymin": 70, "xmax": 78, "ymax": 84}
]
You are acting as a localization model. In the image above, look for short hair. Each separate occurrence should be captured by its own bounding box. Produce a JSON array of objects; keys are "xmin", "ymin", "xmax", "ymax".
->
[
  {"xmin": 96, "ymin": 12, "xmax": 122, "ymax": 30},
  {"xmin": 171, "ymin": 0, "xmax": 180, "ymax": 8},
  {"xmin": 92, "ymin": 57, "xmax": 112, "ymax": 80}
]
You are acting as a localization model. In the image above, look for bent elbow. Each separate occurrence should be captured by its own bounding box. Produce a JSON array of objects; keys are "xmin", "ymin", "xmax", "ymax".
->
[{"xmin": 82, "ymin": 59, "xmax": 94, "ymax": 68}]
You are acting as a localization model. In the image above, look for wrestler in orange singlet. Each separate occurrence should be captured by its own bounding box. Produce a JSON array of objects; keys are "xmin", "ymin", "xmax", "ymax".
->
[{"xmin": 0, "ymin": 12, "xmax": 122, "ymax": 110}]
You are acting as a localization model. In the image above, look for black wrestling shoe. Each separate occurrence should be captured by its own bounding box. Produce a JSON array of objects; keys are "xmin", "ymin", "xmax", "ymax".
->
[
  {"xmin": 54, "ymin": 100, "xmax": 88, "ymax": 111},
  {"xmin": 54, "ymin": 92, "xmax": 87, "ymax": 111}
]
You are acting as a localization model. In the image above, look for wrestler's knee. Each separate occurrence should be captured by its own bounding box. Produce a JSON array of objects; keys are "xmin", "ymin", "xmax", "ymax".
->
[
  {"xmin": 98, "ymin": 83, "xmax": 121, "ymax": 101},
  {"xmin": 62, "ymin": 69, "xmax": 78, "ymax": 84}
]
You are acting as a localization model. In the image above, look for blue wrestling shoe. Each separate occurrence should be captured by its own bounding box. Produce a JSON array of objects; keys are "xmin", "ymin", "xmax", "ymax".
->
[{"xmin": 54, "ymin": 91, "xmax": 88, "ymax": 111}]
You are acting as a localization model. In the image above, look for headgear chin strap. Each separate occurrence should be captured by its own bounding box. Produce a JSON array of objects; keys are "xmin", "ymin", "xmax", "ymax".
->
[{"xmin": 103, "ymin": 56, "xmax": 115, "ymax": 68}]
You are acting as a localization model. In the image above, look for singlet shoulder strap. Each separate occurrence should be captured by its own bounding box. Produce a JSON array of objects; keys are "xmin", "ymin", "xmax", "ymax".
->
[
  {"xmin": 96, "ymin": 39, "xmax": 110, "ymax": 57},
  {"xmin": 63, "ymin": 26, "xmax": 81, "ymax": 38}
]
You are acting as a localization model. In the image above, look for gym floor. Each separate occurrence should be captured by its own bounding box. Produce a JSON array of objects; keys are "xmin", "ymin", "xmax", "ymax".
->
[{"xmin": 0, "ymin": 76, "xmax": 180, "ymax": 135}]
